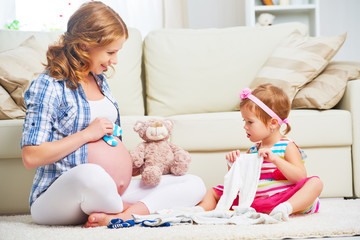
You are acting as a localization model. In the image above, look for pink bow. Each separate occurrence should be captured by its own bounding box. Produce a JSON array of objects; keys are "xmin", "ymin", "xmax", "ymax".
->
[{"xmin": 240, "ymin": 88, "xmax": 252, "ymax": 100}]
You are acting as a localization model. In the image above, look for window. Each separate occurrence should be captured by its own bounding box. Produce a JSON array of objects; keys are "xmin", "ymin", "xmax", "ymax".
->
[
  {"xmin": 14, "ymin": 0, "xmax": 88, "ymax": 31},
  {"xmin": 2, "ymin": 0, "xmax": 186, "ymax": 38}
]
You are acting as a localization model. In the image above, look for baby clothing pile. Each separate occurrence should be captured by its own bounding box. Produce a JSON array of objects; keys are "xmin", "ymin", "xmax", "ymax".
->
[{"xmin": 108, "ymin": 154, "xmax": 283, "ymax": 229}]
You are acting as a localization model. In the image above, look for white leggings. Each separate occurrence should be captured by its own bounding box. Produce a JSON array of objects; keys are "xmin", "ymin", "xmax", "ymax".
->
[{"xmin": 30, "ymin": 164, "xmax": 206, "ymax": 225}]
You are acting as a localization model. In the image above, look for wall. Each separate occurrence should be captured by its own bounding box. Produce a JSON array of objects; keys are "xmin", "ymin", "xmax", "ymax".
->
[
  {"xmin": 187, "ymin": 0, "xmax": 359, "ymax": 61},
  {"xmin": 187, "ymin": 0, "xmax": 245, "ymax": 28},
  {"xmin": 318, "ymin": 0, "xmax": 360, "ymax": 61}
]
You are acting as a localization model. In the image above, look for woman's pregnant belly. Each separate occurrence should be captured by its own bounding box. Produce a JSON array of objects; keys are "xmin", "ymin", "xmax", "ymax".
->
[{"xmin": 87, "ymin": 138, "xmax": 132, "ymax": 195}]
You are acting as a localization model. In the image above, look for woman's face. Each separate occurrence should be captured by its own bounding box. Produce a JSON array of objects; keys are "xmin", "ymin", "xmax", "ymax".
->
[{"xmin": 87, "ymin": 36, "xmax": 126, "ymax": 75}]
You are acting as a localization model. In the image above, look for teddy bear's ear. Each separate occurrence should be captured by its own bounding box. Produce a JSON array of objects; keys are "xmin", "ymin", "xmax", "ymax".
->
[
  {"xmin": 134, "ymin": 121, "xmax": 145, "ymax": 132},
  {"xmin": 163, "ymin": 119, "xmax": 174, "ymax": 130}
]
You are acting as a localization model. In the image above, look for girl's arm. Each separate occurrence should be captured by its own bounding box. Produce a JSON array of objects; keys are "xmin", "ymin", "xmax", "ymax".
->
[
  {"xmin": 22, "ymin": 118, "xmax": 114, "ymax": 169},
  {"xmin": 258, "ymin": 142, "xmax": 307, "ymax": 183}
]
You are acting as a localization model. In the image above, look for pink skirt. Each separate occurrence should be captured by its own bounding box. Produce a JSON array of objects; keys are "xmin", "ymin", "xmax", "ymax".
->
[{"xmin": 213, "ymin": 176, "xmax": 319, "ymax": 213}]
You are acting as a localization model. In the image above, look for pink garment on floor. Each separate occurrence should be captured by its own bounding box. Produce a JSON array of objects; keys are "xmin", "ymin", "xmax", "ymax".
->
[{"xmin": 214, "ymin": 176, "xmax": 319, "ymax": 213}]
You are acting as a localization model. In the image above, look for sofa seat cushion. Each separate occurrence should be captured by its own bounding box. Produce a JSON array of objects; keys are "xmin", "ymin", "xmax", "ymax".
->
[
  {"xmin": 0, "ymin": 119, "xmax": 25, "ymax": 158},
  {"xmin": 1, "ymin": 110, "xmax": 351, "ymax": 159},
  {"xmin": 287, "ymin": 109, "xmax": 352, "ymax": 147},
  {"xmin": 144, "ymin": 22, "xmax": 308, "ymax": 116},
  {"xmin": 168, "ymin": 109, "xmax": 352, "ymax": 152}
]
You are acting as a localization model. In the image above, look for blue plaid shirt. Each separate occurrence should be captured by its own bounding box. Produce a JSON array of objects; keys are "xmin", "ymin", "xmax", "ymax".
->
[{"xmin": 21, "ymin": 72, "xmax": 121, "ymax": 206}]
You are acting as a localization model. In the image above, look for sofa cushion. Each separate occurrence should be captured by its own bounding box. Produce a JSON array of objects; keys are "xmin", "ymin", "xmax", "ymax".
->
[
  {"xmin": 107, "ymin": 28, "xmax": 145, "ymax": 116},
  {"xmin": 0, "ymin": 30, "xmax": 61, "ymax": 52},
  {"xmin": 292, "ymin": 61, "xmax": 360, "ymax": 109},
  {"xmin": 0, "ymin": 85, "xmax": 25, "ymax": 119},
  {"xmin": 168, "ymin": 109, "xmax": 352, "ymax": 152},
  {"xmin": 0, "ymin": 119, "xmax": 25, "ymax": 158},
  {"xmin": 286, "ymin": 109, "xmax": 352, "ymax": 147},
  {"xmin": 0, "ymin": 35, "xmax": 46, "ymax": 115},
  {"xmin": 250, "ymin": 32, "xmax": 347, "ymax": 101},
  {"xmin": 144, "ymin": 22, "xmax": 308, "ymax": 116}
]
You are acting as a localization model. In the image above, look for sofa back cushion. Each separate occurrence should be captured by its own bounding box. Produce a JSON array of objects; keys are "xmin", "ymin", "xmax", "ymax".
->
[
  {"xmin": 107, "ymin": 28, "xmax": 144, "ymax": 116},
  {"xmin": 0, "ymin": 30, "xmax": 62, "ymax": 52},
  {"xmin": 0, "ymin": 36, "xmax": 46, "ymax": 119},
  {"xmin": 143, "ymin": 22, "xmax": 308, "ymax": 116},
  {"xmin": 0, "ymin": 28, "xmax": 144, "ymax": 116}
]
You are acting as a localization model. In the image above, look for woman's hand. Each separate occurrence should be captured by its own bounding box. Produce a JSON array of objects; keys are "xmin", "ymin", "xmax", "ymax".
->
[
  {"xmin": 82, "ymin": 117, "xmax": 114, "ymax": 143},
  {"xmin": 225, "ymin": 150, "xmax": 241, "ymax": 163}
]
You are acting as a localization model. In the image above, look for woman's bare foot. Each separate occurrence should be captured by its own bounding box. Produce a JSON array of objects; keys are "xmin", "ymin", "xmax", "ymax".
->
[
  {"xmin": 83, "ymin": 202, "xmax": 150, "ymax": 228},
  {"xmin": 83, "ymin": 212, "xmax": 132, "ymax": 228}
]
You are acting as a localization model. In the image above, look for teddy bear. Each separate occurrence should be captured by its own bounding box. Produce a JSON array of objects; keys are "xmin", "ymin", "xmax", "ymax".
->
[
  {"xmin": 130, "ymin": 118, "xmax": 192, "ymax": 186},
  {"xmin": 256, "ymin": 13, "xmax": 275, "ymax": 26}
]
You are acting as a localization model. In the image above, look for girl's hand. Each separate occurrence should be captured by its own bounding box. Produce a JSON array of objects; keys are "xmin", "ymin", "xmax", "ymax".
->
[
  {"xmin": 83, "ymin": 118, "xmax": 114, "ymax": 142},
  {"xmin": 225, "ymin": 150, "xmax": 241, "ymax": 163},
  {"xmin": 258, "ymin": 148, "xmax": 278, "ymax": 163}
]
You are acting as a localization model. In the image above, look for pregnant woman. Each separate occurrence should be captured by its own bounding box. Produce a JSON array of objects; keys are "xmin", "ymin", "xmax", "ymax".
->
[{"xmin": 21, "ymin": 2, "xmax": 205, "ymax": 226}]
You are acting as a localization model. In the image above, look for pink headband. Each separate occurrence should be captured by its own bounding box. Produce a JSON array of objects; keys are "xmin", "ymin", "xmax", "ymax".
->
[{"xmin": 239, "ymin": 88, "xmax": 288, "ymax": 126}]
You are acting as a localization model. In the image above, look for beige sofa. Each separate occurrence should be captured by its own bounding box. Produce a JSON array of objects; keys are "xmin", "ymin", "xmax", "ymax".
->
[{"xmin": 1, "ymin": 22, "xmax": 359, "ymax": 215}]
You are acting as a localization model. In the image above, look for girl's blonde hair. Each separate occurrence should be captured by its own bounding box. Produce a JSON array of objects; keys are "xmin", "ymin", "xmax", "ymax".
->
[
  {"xmin": 240, "ymin": 83, "xmax": 292, "ymax": 134},
  {"xmin": 45, "ymin": 1, "xmax": 128, "ymax": 89}
]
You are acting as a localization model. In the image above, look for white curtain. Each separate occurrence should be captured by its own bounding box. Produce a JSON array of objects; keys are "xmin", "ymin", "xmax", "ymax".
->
[
  {"xmin": 109, "ymin": 0, "xmax": 188, "ymax": 38},
  {"xmin": 163, "ymin": 0, "xmax": 188, "ymax": 28}
]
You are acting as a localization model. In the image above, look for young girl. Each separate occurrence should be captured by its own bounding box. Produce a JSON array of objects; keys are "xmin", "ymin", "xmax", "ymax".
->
[
  {"xmin": 21, "ymin": 1, "xmax": 205, "ymax": 227},
  {"xmin": 197, "ymin": 83, "xmax": 323, "ymax": 220}
]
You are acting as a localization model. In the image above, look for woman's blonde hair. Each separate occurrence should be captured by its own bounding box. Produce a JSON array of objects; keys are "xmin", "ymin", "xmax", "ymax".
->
[
  {"xmin": 45, "ymin": 1, "xmax": 128, "ymax": 89},
  {"xmin": 240, "ymin": 83, "xmax": 292, "ymax": 134}
]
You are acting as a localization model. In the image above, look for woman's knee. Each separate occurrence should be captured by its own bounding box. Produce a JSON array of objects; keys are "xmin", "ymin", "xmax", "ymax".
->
[{"xmin": 183, "ymin": 174, "xmax": 207, "ymax": 198}]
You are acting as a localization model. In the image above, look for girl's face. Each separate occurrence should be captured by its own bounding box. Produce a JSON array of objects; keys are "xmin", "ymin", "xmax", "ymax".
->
[
  {"xmin": 87, "ymin": 36, "xmax": 126, "ymax": 75},
  {"xmin": 240, "ymin": 107, "xmax": 271, "ymax": 143}
]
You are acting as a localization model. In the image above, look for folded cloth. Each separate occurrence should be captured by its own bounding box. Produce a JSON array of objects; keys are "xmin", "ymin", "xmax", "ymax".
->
[
  {"xmin": 216, "ymin": 154, "xmax": 263, "ymax": 211},
  {"xmin": 132, "ymin": 207, "xmax": 279, "ymax": 226},
  {"xmin": 192, "ymin": 207, "xmax": 279, "ymax": 225},
  {"xmin": 138, "ymin": 219, "xmax": 171, "ymax": 227}
]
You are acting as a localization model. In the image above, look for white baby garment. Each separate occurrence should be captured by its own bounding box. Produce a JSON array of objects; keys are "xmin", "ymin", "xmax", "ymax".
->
[{"xmin": 215, "ymin": 154, "xmax": 263, "ymax": 211}]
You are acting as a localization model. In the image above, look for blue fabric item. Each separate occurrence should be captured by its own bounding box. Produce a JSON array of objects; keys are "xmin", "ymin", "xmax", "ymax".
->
[
  {"xmin": 107, "ymin": 218, "xmax": 170, "ymax": 229},
  {"xmin": 103, "ymin": 123, "xmax": 122, "ymax": 146},
  {"xmin": 107, "ymin": 219, "xmax": 136, "ymax": 229},
  {"xmin": 140, "ymin": 220, "xmax": 170, "ymax": 227}
]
